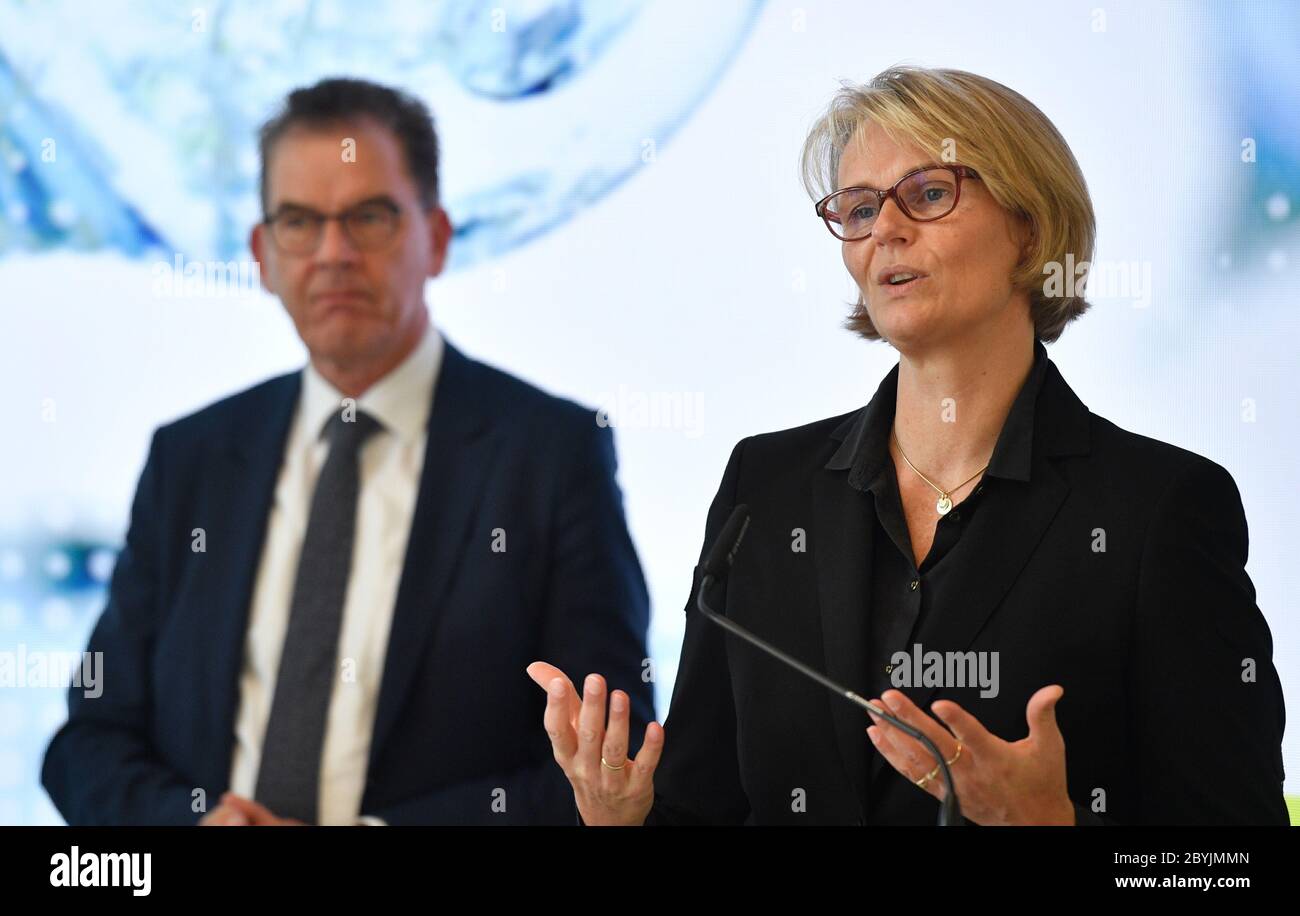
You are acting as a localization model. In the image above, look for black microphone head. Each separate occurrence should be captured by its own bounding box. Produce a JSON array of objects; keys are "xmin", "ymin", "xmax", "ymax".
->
[{"xmin": 702, "ymin": 505, "xmax": 750, "ymax": 580}]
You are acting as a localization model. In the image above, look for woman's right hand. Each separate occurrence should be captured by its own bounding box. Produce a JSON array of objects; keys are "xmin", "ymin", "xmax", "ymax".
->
[{"xmin": 526, "ymin": 661, "xmax": 664, "ymax": 826}]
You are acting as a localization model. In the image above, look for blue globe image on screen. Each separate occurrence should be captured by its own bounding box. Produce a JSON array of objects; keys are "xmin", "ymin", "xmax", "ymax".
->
[{"xmin": 0, "ymin": 0, "xmax": 765, "ymax": 269}]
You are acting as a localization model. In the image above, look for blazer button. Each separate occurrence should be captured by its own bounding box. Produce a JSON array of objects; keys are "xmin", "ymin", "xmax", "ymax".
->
[
  {"xmin": 884, "ymin": 664, "xmax": 893, "ymax": 674},
  {"xmin": 909, "ymin": 578, "xmax": 920, "ymax": 590}
]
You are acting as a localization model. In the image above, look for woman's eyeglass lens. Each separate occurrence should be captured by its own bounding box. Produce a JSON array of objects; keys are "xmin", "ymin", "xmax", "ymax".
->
[{"xmin": 816, "ymin": 166, "xmax": 977, "ymax": 241}]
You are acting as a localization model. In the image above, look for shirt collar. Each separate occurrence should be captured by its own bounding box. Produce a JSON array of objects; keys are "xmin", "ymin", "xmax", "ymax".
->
[
  {"xmin": 826, "ymin": 338, "xmax": 1050, "ymax": 491},
  {"xmin": 299, "ymin": 322, "xmax": 444, "ymax": 446}
]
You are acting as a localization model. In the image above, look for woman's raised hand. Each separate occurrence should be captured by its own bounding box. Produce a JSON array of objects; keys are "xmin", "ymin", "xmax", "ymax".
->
[{"xmin": 526, "ymin": 662, "xmax": 664, "ymax": 826}]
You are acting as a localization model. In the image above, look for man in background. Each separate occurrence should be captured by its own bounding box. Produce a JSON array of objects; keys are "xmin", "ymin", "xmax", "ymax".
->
[{"xmin": 42, "ymin": 77, "xmax": 653, "ymax": 825}]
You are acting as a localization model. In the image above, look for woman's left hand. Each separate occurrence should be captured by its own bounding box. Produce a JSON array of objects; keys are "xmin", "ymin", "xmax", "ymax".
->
[{"xmin": 867, "ymin": 685, "xmax": 1076, "ymax": 826}]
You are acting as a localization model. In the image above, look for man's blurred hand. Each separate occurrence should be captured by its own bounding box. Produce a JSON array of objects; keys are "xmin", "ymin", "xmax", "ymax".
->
[{"xmin": 198, "ymin": 792, "xmax": 307, "ymax": 826}]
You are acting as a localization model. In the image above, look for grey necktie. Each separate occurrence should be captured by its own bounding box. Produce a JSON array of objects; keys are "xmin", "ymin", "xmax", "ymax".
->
[{"xmin": 254, "ymin": 408, "xmax": 382, "ymax": 823}]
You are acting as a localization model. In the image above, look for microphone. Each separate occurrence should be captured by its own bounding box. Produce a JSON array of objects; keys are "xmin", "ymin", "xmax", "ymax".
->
[{"xmin": 695, "ymin": 504, "xmax": 963, "ymax": 826}]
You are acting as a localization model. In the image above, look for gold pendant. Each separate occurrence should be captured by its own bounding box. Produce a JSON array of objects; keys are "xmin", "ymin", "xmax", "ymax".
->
[{"xmin": 936, "ymin": 494, "xmax": 952, "ymax": 515}]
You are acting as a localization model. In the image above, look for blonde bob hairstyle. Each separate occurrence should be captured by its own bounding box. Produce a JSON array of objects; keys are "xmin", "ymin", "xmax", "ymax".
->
[{"xmin": 800, "ymin": 65, "xmax": 1096, "ymax": 343}]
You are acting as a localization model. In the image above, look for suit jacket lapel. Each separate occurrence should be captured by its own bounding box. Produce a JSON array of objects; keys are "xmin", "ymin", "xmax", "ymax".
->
[
  {"xmin": 816, "ymin": 355, "xmax": 1093, "ymax": 802},
  {"xmin": 188, "ymin": 344, "xmax": 501, "ymax": 784},
  {"xmin": 900, "ymin": 358, "xmax": 1090, "ymax": 713},
  {"xmin": 368, "ymin": 342, "xmax": 504, "ymax": 765},
  {"xmin": 202, "ymin": 373, "xmax": 301, "ymax": 788}
]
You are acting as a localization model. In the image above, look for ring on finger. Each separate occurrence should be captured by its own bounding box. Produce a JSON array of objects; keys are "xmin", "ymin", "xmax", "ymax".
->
[
  {"xmin": 914, "ymin": 742, "xmax": 963, "ymax": 787},
  {"xmin": 600, "ymin": 756, "xmax": 626, "ymax": 771}
]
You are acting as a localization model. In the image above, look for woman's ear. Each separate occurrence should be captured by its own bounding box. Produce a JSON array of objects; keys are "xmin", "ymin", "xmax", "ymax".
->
[{"xmin": 1013, "ymin": 212, "xmax": 1036, "ymax": 268}]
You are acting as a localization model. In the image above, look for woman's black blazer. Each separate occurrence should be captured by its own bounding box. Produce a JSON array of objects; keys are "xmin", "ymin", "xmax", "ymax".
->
[{"xmin": 645, "ymin": 351, "xmax": 1288, "ymax": 825}]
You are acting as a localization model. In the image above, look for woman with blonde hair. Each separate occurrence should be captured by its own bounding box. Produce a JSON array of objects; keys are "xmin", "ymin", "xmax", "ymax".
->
[{"xmin": 529, "ymin": 65, "xmax": 1287, "ymax": 825}]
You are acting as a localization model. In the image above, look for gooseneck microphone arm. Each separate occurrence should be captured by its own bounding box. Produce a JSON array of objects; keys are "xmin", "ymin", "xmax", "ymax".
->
[{"xmin": 694, "ymin": 504, "xmax": 963, "ymax": 826}]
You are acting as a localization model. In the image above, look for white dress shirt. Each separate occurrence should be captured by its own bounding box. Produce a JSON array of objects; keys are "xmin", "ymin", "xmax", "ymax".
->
[{"xmin": 227, "ymin": 323, "xmax": 444, "ymax": 825}]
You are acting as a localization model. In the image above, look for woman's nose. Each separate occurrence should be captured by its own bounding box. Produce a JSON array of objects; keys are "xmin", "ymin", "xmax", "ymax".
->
[{"xmin": 870, "ymin": 196, "xmax": 912, "ymax": 245}]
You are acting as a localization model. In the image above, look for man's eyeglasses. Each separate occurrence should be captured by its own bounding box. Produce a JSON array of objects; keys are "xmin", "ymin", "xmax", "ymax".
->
[
  {"xmin": 263, "ymin": 199, "xmax": 402, "ymax": 254},
  {"xmin": 814, "ymin": 164, "xmax": 980, "ymax": 241}
]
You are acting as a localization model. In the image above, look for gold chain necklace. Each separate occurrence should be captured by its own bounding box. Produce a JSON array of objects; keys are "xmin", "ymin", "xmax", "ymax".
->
[{"xmin": 891, "ymin": 426, "xmax": 989, "ymax": 516}]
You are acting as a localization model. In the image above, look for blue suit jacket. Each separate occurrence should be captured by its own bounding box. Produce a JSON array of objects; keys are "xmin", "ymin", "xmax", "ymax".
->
[{"xmin": 42, "ymin": 340, "xmax": 654, "ymax": 824}]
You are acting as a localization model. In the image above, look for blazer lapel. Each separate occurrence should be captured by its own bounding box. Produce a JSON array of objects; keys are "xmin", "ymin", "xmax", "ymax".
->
[
  {"xmin": 865, "ymin": 360, "xmax": 1090, "ymax": 790},
  {"xmin": 367, "ymin": 342, "xmax": 505, "ymax": 765},
  {"xmin": 818, "ymin": 355, "xmax": 1094, "ymax": 801},
  {"xmin": 201, "ymin": 373, "xmax": 301, "ymax": 786},
  {"xmin": 900, "ymin": 358, "xmax": 1091, "ymax": 714}
]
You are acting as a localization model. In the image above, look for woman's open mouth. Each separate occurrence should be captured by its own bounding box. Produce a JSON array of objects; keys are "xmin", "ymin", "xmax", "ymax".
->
[{"xmin": 879, "ymin": 275, "xmax": 927, "ymax": 297}]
